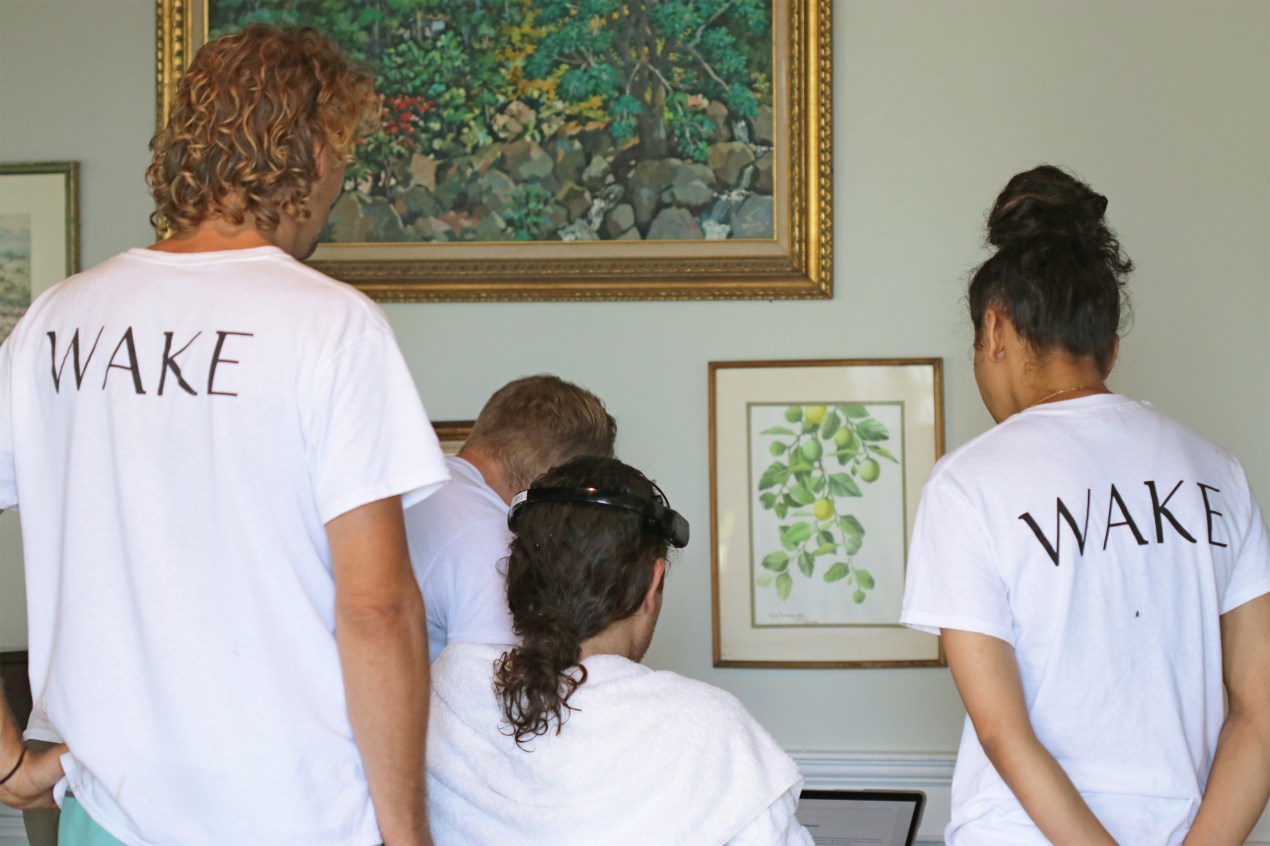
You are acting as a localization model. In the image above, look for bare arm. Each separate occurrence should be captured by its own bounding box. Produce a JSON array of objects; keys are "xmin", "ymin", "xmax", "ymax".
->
[
  {"xmin": 0, "ymin": 684, "xmax": 63, "ymax": 810},
  {"xmin": 0, "ymin": 509, "xmax": 66, "ymax": 810},
  {"xmin": 328, "ymin": 497, "xmax": 432, "ymax": 846},
  {"xmin": 942, "ymin": 629, "xmax": 1117, "ymax": 845},
  {"xmin": 1183, "ymin": 593, "xmax": 1270, "ymax": 844}
]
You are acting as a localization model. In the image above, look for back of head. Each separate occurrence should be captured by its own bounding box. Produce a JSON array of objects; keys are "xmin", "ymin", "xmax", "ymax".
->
[
  {"xmin": 969, "ymin": 165, "xmax": 1133, "ymax": 374},
  {"xmin": 464, "ymin": 375, "xmax": 617, "ymax": 491},
  {"xmin": 147, "ymin": 24, "xmax": 377, "ymax": 236},
  {"xmin": 493, "ymin": 455, "xmax": 671, "ymax": 748}
]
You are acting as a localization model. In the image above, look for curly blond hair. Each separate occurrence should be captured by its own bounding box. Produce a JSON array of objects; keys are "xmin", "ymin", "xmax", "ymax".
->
[{"xmin": 147, "ymin": 24, "xmax": 377, "ymax": 236}]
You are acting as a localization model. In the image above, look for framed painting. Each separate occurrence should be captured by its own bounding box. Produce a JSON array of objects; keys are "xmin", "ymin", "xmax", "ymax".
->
[
  {"xmin": 431, "ymin": 420, "xmax": 474, "ymax": 458},
  {"xmin": 709, "ymin": 359, "xmax": 945, "ymax": 668},
  {"xmin": 0, "ymin": 162, "xmax": 79, "ymax": 346},
  {"xmin": 155, "ymin": 0, "xmax": 831, "ymax": 302}
]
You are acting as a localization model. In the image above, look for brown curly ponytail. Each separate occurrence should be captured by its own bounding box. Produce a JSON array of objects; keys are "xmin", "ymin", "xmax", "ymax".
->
[{"xmin": 493, "ymin": 456, "xmax": 670, "ymax": 748}]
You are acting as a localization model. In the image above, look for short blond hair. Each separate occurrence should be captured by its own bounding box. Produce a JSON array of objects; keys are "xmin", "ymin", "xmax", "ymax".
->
[
  {"xmin": 147, "ymin": 24, "xmax": 377, "ymax": 236},
  {"xmin": 464, "ymin": 375, "xmax": 616, "ymax": 492}
]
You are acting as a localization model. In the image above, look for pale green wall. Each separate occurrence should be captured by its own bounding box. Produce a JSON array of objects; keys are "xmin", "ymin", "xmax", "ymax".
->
[{"xmin": 1, "ymin": 1, "xmax": 1267, "ymax": 754}]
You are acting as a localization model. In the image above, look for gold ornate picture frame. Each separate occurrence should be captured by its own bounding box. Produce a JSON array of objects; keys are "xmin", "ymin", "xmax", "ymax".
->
[
  {"xmin": 710, "ymin": 359, "xmax": 946, "ymax": 668},
  {"xmin": 154, "ymin": 1, "xmax": 831, "ymax": 302}
]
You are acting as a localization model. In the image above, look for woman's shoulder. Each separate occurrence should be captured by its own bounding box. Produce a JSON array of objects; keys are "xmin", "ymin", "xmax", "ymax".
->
[
  {"xmin": 929, "ymin": 394, "xmax": 1145, "ymax": 481},
  {"xmin": 927, "ymin": 392, "xmax": 1252, "ymax": 501}
]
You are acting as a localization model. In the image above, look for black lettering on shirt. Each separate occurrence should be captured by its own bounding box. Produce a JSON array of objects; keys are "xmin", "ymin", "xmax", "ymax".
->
[
  {"xmin": 1103, "ymin": 484, "xmax": 1148, "ymax": 549},
  {"xmin": 207, "ymin": 331, "xmax": 254, "ymax": 397},
  {"xmin": 1197, "ymin": 483, "xmax": 1229, "ymax": 548},
  {"xmin": 159, "ymin": 331, "xmax": 201, "ymax": 396},
  {"xmin": 1145, "ymin": 480, "xmax": 1197, "ymax": 544},
  {"xmin": 101, "ymin": 327, "xmax": 146, "ymax": 394},
  {"xmin": 47, "ymin": 328, "xmax": 104, "ymax": 392},
  {"xmin": 1019, "ymin": 489, "xmax": 1091, "ymax": 566},
  {"xmin": 44, "ymin": 326, "xmax": 251, "ymax": 398}
]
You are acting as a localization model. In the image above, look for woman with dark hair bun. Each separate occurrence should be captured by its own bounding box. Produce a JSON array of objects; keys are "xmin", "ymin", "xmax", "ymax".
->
[
  {"xmin": 425, "ymin": 456, "xmax": 812, "ymax": 845},
  {"xmin": 901, "ymin": 166, "xmax": 1270, "ymax": 844}
]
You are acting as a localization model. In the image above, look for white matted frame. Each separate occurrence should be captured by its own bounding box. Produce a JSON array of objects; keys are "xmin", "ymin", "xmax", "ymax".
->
[
  {"xmin": 0, "ymin": 162, "xmax": 78, "ymax": 345},
  {"xmin": 709, "ymin": 359, "xmax": 945, "ymax": 668}
]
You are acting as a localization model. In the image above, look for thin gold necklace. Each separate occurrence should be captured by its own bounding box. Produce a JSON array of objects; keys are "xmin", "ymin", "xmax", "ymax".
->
[{"xmin": 1032, "ymin": 385, "xmax": 1091, "ymax": 407}]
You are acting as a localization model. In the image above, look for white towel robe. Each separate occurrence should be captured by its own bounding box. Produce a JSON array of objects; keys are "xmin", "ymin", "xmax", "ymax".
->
[{"xmin": 428, "ymin": 642, "xmax": 813, "ymax": 846}]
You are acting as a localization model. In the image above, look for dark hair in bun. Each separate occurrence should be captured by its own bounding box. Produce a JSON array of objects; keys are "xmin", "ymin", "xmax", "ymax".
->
[{"xmin": 969, "ymin": 165, "xmax": 1133, "ymax": 374}]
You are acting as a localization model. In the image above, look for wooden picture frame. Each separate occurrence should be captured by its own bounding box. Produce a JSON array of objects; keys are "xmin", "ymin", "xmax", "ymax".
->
[
  {"xmin": 154, "ymin": 1, "xmax": 832, "ymax": 302},
  {"xmin": 431, "ymin": 420, "xmax": 473, "ymax": 458},
  {"xmin": 709, "ymin": 359, "xmax": 945, "ymax": 668},
  {"xmin": 0, "ymin": 162, "xmax": 79, "ymax": 345}
]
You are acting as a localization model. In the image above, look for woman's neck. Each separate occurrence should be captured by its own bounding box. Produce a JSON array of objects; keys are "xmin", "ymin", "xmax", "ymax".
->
[
  {"xmin": 1017, "ymin": 355, "xmax": 1110, "ymax": 413},
  {"xmin": 975, "ymin": 308, "xmax": 1117, "ymax": 422}
]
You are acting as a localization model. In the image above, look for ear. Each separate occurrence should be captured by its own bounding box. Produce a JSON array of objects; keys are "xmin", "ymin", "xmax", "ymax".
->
[
  {"xmin": 639, "ymin": 558, "xmax": 667, "ymax": 615},
  {"xmin": 980, "ymin": 307, "xmax": 1010, "ymax": 362},
  {"xmin": 1102, "ymin": 336, "xmax": 1121, "ymax": 378},
  {"xmin": 313, "ymin": 141, "xmax": 330, "ymax": 181}
]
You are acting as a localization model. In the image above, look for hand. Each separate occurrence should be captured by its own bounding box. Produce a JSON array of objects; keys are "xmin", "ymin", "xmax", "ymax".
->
[{"xmin": 0, "ymin": 743, "xmax": 67, "ymax": 810}]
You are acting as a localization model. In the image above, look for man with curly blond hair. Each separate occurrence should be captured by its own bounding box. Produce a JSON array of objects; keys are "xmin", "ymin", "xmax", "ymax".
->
[{"xmin": 0, "ymin": 24, "xmax": 448, "ymax": 846}]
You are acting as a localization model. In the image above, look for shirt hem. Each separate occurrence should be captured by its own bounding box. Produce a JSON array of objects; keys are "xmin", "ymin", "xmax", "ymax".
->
[
  {"xmin": 68, "ymin": 782, "xmax": 385, "ymax": 846},
  {"xmin": 1220, "ymin": 581, "xmax": 1270, "ymax": 616},
  {"xmin": 900, "ymin": 609, "xmax": 1015, "ymax": 645},
  {"xmin": 321, "ymin": 472, "xmax": 449, "ymax": 524}
]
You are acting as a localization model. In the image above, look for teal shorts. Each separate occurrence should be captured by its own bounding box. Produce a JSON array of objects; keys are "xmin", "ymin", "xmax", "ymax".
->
[
  {"xmin": 57, "ymin": 792, "xmax": 386, "ymax": 845},
  {"xmin": 58, "ymin": 795, "xmax": 125, "ymax": 846}
]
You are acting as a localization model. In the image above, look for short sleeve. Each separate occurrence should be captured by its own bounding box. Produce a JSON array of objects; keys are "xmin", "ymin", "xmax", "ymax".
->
[
  {"xmin": 1219, "ymin": 476, "xmax": 1270, "ymax": 615},
  {"xmin": 900, "ymin": 473, "xmax": 1016, "ymax": 644},
  {"xmin": 0, "ymin": 339, "xmax": 17, "ymax": 510},
  {"xmin": 304, "ymin": 329, "xmax": 448, "ymax": 523},
  {"xmin": 23, "ymin": 704, "xmax": 62, "ymax": 744}
]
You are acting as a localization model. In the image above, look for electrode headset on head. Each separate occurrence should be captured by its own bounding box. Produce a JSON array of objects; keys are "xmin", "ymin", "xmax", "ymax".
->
[{"xmin": 507, "ymin": 484, "xmax": 690, "ymax": 548}]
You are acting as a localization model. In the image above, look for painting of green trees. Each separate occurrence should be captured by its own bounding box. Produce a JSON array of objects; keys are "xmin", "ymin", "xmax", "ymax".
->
[{"xmin": 209, "ymin": 0, "xmax": 775, "ymax": 243}]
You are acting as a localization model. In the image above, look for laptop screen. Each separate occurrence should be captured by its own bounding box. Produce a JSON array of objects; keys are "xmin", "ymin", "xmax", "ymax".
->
[{"xmin": 797, "ymin": 789, "xmax": 925, "ymax": 846}]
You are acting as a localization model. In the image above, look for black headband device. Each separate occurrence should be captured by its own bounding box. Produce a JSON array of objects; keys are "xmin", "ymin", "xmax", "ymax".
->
[{"xmin": 507, "ymin": 486, "xmax": 690, "ymax": 548}]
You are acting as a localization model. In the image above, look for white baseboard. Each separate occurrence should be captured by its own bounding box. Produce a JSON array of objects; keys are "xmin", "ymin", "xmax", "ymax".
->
[{"xmin": 788, "ymin": 751, "xmax": 1270, "ymax": 846}]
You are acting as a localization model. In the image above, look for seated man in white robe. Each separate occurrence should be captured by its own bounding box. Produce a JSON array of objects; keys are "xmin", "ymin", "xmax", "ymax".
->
[
  {"xmin": 404, "ymin": 374, "xmax": 615, "ymax": 662},
  {"xmin": 427, "ymin": 456, "xmax": 813, "ymax": 846}
]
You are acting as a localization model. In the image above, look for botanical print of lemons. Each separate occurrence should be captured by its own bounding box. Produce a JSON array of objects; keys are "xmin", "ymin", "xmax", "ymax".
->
[{"xmin": 754, "ymin": 403, "xmax": 898, "ymax": 605}]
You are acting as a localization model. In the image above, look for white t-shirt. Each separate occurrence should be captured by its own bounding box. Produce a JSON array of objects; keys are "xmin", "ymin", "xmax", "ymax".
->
[
  {"xmin": 427, "ymin": 642, "xmax": 812, "ymax": 846},
  {"xmin": 0, "ymin": 246, "xmax": 450, "ymax": 846},
  {"xmin": 403, "ymin": 456, "xmax": 515, "ymax": 662},
  {"xmin": 901, "ymin": 394, "xmax": 1270, "ymax": 846}
]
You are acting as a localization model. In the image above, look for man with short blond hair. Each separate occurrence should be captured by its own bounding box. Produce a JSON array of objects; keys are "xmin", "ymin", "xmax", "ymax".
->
[
  {"xmin": 406, "ymin": 374, "xmax": 615, "ymax": 660},
  {"xmin": 0, "ymin": 25, "xmax": 447, "ymax": 846}
]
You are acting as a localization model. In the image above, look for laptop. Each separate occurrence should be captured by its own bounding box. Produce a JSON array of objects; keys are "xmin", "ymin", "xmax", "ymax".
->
[{"xmin": 797, "ymin": 789, "xmax": 926, "ymax": 846}]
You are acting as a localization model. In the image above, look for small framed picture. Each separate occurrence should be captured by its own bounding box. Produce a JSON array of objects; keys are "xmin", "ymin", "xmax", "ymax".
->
[
  {"xmin": 0, "ymin": 162, "xmax": 78, "ymax": 345},
  {"xmin": 709, "ymin": 359, "xmax": 945, "ymax": 667}
]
